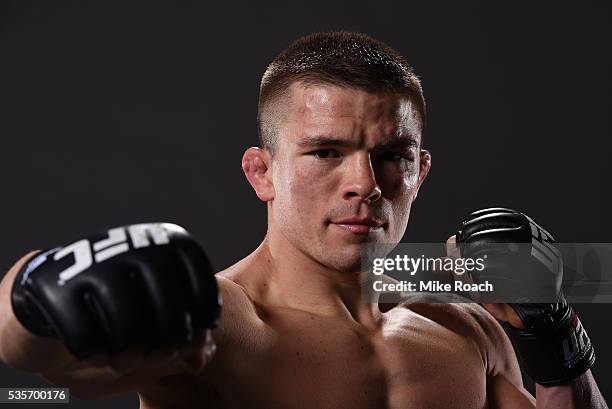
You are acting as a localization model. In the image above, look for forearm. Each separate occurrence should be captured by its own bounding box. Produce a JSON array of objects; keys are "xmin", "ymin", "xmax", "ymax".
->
[
  {"xmin": 0, "ymin": 252, "xmax": 75, "ymax": 372},
  {"xmin": 535, "ymin": 371, "xmax": 608, "ymax": 409}
]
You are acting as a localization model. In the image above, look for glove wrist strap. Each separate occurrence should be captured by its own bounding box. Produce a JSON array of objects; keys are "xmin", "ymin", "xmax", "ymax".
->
[{"xmin": 503, "ymin": 306, "xmax": 595, "ymax": 385}]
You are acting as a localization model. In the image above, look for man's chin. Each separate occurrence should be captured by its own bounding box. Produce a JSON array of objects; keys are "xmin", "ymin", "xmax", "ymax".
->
[
  {"xmin": 319, "ymin": 247, "xmax": 366, "ymax": 273},
  {"xmin": 328, "ymin": 261, "xmax": 364, "ymax": 274},
  {"xmin": 320, "ymin": 229, "xmax": 392, "ymax": 272}
]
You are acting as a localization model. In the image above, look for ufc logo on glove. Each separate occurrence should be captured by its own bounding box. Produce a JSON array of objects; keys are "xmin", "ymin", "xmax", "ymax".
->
[{"xmin": 23, "ymin": 223, "xmax": 175, "ymax": 286}]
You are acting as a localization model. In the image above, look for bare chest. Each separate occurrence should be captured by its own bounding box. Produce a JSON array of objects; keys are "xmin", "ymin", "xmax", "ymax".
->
[{"xmin": 206, "ymin": 309, "xmax": 488, "ymax": 409}]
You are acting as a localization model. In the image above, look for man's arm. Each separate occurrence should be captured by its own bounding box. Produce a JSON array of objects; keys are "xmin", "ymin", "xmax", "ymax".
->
[
  {"xmin": 480, "ymin": 304, "xmax": 607, "ymax": 409},
  {"xmin": 535, "ymin": 370, "xmax": 607, "ymax": 409},
  {"xmin": 483, "ymin": 303, "xmax": 608, "ymax": 409},
  {"xmin": 452, "ymin": 208, "xmax": 608, "ymax": 408},
  {"xmin": 0, "ymin": 252, "xmax": 194, "ymax": 398},
  {"xmin": 456, "ymin": 303, "xmax": 535, "ymax": 408},
  {"xmin": 1, "ymin": 223, "xmax": 222, "ymax": 399}
]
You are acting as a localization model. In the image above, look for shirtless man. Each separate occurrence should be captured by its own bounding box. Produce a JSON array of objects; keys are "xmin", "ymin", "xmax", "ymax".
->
[{"xmin": 0, "ymin": 31, "xmax": 607, "ymax": 409}]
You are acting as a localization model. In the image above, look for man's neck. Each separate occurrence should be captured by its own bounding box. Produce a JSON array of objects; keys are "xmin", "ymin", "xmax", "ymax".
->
[{"xmin": 244, "ymin": 236, "xmax": 382, "ymax": 328}]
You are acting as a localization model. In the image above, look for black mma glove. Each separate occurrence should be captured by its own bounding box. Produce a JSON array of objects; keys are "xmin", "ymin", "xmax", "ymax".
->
[
  {"xmin": 11, "ymin": 223, "xmax": 221, "ymax": 360},
  {"xmin": 456, "ymin": 208, "xmax": 595, "ymax": 385}
]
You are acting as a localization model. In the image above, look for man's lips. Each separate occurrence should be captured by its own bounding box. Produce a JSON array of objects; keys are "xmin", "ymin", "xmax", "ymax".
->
[{"xmin": 329, "ymin": 217, "xmax": 386, "ymax": 234}]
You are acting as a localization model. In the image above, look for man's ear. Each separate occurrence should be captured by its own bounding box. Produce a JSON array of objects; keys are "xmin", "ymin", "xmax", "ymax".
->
[
  {"xmin": 242, "ymin": 147, "xmax": 275, "ymax": 201},
  {"xmin": 413, "ymin": 149, "xmax": 431, "ymax": 201}
]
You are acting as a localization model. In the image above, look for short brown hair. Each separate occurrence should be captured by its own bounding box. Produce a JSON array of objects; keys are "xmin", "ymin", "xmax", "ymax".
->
[{"xmin": 257, "ymin": 31, "xmax": 425, "ymax": 154}]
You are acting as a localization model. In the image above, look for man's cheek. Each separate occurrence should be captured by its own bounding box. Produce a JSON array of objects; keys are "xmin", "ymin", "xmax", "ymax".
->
[
  {"xmin": 381, "ymin": 172, "xmax": 417, "ymax": 200},
  {"xmin": 290, "ymin": 167, "xmax": 330, "ymax": 199},
  {"xmin": 286, "ymin": 178, "xmax": 319, "ymax": 222},
  {"xmin": 395, "ymin": 171, "xmax": 420, "ymax": 199}
]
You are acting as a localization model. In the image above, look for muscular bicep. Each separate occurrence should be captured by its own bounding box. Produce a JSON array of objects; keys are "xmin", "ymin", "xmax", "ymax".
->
[
  {"xmin": 464, "ymin": 304, "xmax": 521, "ymax": 382},
  {"xmin": 470, "ymin": 305, "xmax": 536, "ymax": 408}
]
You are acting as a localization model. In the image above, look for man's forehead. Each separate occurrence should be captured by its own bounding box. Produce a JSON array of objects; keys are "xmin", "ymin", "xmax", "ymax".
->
[
  {"xmin": 290, "ymin": 82, "xmax": 401, "ymax": 115},
  {"xmin": 285, "ymin": 82, "xmax": 422, "ymax": 144}
]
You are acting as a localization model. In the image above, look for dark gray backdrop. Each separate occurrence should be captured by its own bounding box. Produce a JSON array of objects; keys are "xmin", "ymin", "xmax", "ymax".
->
[{"xmin": 1, "ymin": 1, "xmax": 610, "ymax": 407}]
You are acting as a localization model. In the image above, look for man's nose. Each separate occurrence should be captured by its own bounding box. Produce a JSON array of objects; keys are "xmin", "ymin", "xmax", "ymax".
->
[{"xmin": 341, "ymin": 153, "xmax": 382, "ymax": 203}]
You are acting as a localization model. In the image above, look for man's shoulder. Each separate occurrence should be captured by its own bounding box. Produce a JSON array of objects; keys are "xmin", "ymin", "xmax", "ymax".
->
[
  {"xmin": 215, "ymin": 261, "xmax": 262, "ymax": 305},
  {"xmin": 398, "ymin": 300, "xmax": 499, "ymax": 337},
  {"xmin": 214, "ymin": 270, "xmax": 258, "ymax": 313},
  {"xmin": 395, "ymin": 301, "xmax": 508, "ymax": 357},
  {"xmin": 213, "ymin": 263, "xmax": 273, "ymax": 333},
  {"xmin": 397, "ymin": 301, "xmax": 521, "ymax": 379}
]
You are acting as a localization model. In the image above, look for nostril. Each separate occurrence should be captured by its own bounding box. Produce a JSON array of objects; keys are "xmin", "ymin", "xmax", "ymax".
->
[
  {"xmin": 364, "ymin": 188, "xmax": 382, "ymax": 204},
  {"xmin": 343, "ymin": 187, "xmax": 382, "ymax": 204}
]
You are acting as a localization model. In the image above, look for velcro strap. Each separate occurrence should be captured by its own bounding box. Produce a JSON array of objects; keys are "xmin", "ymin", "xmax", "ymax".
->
[{"xmin": 503, "ymin": 311, "xmax": 595, "ymax": 385}]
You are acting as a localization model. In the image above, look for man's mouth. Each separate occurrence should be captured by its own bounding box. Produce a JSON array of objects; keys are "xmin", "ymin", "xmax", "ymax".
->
[{"xmin": 329, "ymin": 217, "xmax": 386, "ymax": 234}]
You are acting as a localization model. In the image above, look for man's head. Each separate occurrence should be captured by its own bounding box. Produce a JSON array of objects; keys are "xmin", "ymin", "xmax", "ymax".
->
[
  {"xmin": 257, "ymin": 31, "xmax": 426, "ymax": 155},
  {"xmin": 243, "ymin": 32, "xmax": 431, "ymax": 273}
]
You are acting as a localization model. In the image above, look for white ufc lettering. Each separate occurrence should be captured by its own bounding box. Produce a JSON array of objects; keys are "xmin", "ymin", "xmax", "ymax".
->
[
  {"xmin": 128, "ymin": 224, "xmax": 171, "ymax": 248},
  {"xmin": 94, "ymin": 228, "xmax": 129, "ymax": 263},
  {"xmin": 56, "ymin": 240, "xmax": 93, "ymax": 285},
  {"xmin": 55, "ymin": 223, "xmax": 175, "ymax": 285}
]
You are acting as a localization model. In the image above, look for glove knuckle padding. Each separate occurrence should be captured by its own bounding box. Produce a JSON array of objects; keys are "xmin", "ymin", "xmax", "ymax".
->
[
  {"xmin": 11, "ymin": 223, "xmax": 220, "ymax": 360},
  {"xmin": 458, "ymin": 208, "xmax": 560, "ymax": 302},
  {"xmin": 459, "ymin": 209, "xmax": 532, "ymax": 245}
]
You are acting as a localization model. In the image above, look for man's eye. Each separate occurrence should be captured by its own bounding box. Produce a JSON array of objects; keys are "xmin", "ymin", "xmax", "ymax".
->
[
  {"xmin": 380, "ymin": 151, "xmax": 410, "ymax": 161},
  {"xmin": 312, "ymin": 149, "xmax": 341, "ymax": 159}
]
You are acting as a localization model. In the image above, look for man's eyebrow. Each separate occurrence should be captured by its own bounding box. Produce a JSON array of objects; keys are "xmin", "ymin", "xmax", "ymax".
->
[
  {"xmin": 296, "ymin": 134, "xmax": 421, "ymax": 149},
  {"xmin": 379, "ymin": 135, "xmax": 420, "ymax": 149},
  {"xmin": 296, "ymin": 136, "xmax": 355, "ymax": 148}
]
